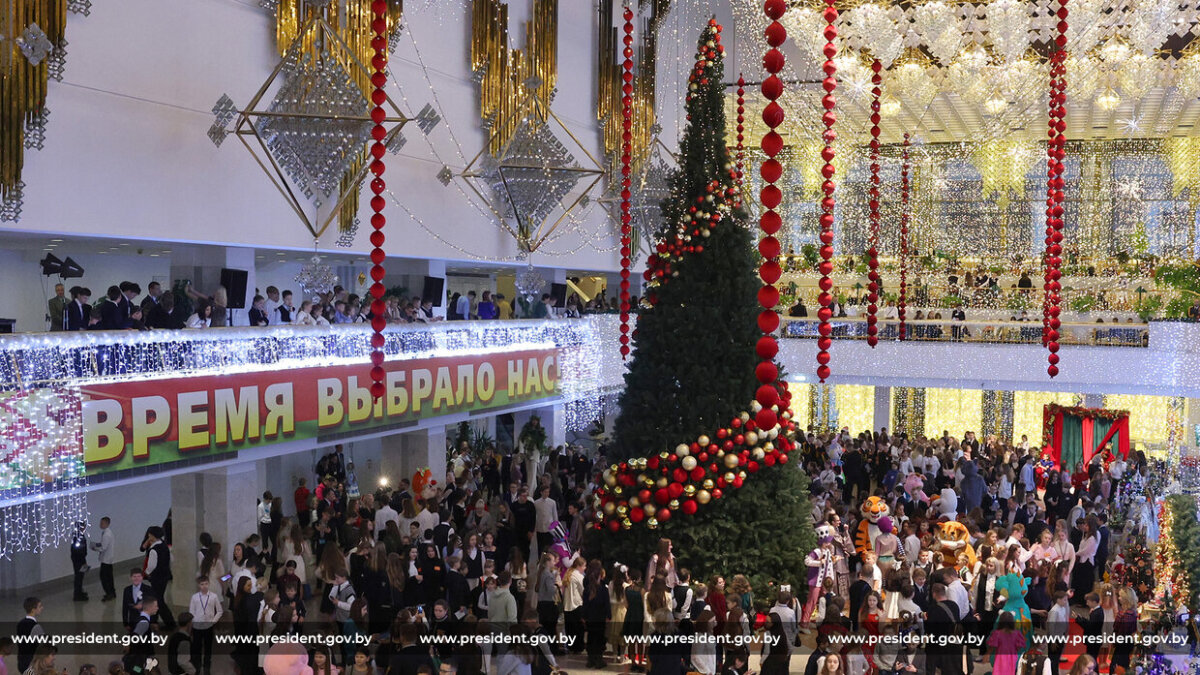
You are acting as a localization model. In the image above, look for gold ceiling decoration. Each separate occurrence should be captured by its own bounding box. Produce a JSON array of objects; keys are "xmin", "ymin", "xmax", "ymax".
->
[
  {"xmin": 1, "ymin": 0, "xmax": 77, "ymax": 222},
  {"xmin": 596, "ymin": 0, "xmax": 665, "ymax": 173},
  {"xmin": 470, "ymin": 0, "xmax": 558, "ymax": 155}
]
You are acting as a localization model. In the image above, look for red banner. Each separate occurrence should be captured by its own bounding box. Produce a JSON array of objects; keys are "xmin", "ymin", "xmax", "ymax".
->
[{"xmin": 80, "ymin": 349, "xmax": 559, "ymax": 476}]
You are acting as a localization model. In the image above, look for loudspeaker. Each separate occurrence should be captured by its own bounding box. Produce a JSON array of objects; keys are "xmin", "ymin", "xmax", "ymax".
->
[
  {"xmin": 422, "ymin": 276, "xmax": 445, "ymax": 306},
  {"xmin": 220, "ymin": 268, "xmax": 249, "ymax": 309},
  {"xmin": 550, "ymin": 282, "xmax": 567, "ymax": 307}
]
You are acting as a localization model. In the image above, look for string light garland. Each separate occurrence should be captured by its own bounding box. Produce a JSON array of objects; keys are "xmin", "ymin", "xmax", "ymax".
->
[
  {"xmin": 813, "ymin": 0, "xmax": 838, "ymax": 382},
  {"xmin": 1044, "ymin": 0, "xmax": 1069, "ymax": 378},
  {"xmin": 367, "ymin": 0, "xmax": 390, "ymax": 399},
  {"xmin": 866, "ymin": 59, "xmax": 882, "ymax": 349},
  {"xmin": 898, "ymin": 133, "xmax": 910, "ymax": 341},
  {"xmin": 619, "ymin": 3, "xmax": 634, "ymax": 360}
]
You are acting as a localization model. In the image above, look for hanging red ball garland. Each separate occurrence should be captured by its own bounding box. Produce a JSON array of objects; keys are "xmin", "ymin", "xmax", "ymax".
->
[
  {"xmin": 898, "ymin": 133, "xmax": 910, "ymax": 342},
  {"xmin": 367, "ymin": 0, "xmax": 390, "ymax": 399},
  {"xmin": 759, "ymin": 0, "xmax": 789, "ymax": 425},
  {"xmin": 736, "ymin": 75, "xmax": 746, "ymax": 186},
  {"xmin": 619, "ymin": 3, "xmax": 635, "ymax": 360},
  {"xmin": 814, "ymin": 0, "xmax": 838, "ymax": 382},
  {"xmin": 866, "ymin": 59, "xmax": 882, "ymax": 348},
  {"xmin": 1044, "ymin": 0, "xmax": 1068, "ymax": 378}
]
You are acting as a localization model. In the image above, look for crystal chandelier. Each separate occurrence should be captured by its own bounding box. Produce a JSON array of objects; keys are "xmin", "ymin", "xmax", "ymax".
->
[
  {"xmin": 295, "ymin": 254, "xmax": 338, "ymax": 299},
  {"xmin": 514, "ymin": 263, "xmax": 546, "ymax": 302}
]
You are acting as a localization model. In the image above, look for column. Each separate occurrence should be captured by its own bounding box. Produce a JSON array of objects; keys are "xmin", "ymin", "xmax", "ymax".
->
[
  {"xmin": 171, "ymin": 463, "xmax": 258, "ymax": 608},
  {"xmin": 380, "ymin": 428, "xmax": 447, "ymax": 495},
  {"xmin": 873, "ymin": 386, "xmax": 891, "ymax": 435}
]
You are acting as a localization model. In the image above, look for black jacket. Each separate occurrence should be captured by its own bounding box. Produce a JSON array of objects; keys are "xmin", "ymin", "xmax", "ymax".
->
[
  {"xmin": 66, "ymin": 300, "xmax": 91, "ymax": 331},
  {"xmin": 123, "ymin": 581, "xmax": 157, "ymax": 628}
]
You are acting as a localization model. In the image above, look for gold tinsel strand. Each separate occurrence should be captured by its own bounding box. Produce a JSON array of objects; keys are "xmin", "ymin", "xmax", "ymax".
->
[
  {"xmin": 596, "ymin": 0, "xmax": 660, "ymax": 177},
  {"xmin": 2, "ymin": 0, "xmax": 67, "ymax": 208},
  {"xmin": 471, "ymin": 0, "xmax": 558, "ymax": 155}
]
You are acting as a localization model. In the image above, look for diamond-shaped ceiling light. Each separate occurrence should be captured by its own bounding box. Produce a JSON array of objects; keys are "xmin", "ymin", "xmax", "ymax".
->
[
  {"xmin": 460, "ymin": 93, "xmax": 605, "ymax": 254},
  {"xmin": 207, "ymin": 17, "xmax": 411, "ymax": 240},
  {"xmin": 256, "ymin": 53, "xmax": 372, "ymax": 203}
]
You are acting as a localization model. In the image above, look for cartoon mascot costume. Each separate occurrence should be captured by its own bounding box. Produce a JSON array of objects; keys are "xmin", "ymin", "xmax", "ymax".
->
[
  {"xmin": 855, "ymin": 496, "xmax": 890, "ymax": 556},
  {"xmin": 936, "ymin": 520, "xmax": 978, "ymax": 567}
]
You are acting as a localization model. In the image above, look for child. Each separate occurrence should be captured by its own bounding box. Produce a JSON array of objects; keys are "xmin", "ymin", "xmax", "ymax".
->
[
  {"xmin": 987, "ymin": 611, "xmax": 1027, "ymax": 675},
  {"xmin": 1046, "ymin": 591, "xmax": 1070, "ymax": 668}
]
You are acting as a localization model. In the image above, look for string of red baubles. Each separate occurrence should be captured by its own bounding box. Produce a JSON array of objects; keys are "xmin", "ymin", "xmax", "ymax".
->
[
  {"xmin": 814, "ymin": 0, "xmax": 838, "ymax": 381},
  {"xmin": 367, "ymin": 0, "xmax": 390, "ymax": 399},
  {"xmin": 898, "ymin": 133, "xmax": 910, "ymax": 341},
  {"xmin": 618, "ymin": 4, "xmax": 634, "ymax": 360},
  {"xmin": 1044, "ymin": 0, "xmax": 1069, "ymax": 378},
  {"xmin": 759, "ymin": 2, "xmax": 790, "ymax": 419},
  {"xmin": 866, "ymin": 59, "xmax": 882, "ymax": 348},
  {"xmin": 736, "ymin": 75, "xmax": 746, "ymax": 186}
]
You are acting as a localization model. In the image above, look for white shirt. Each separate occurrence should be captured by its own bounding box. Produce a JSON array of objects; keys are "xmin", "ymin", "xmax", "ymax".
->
[
  {"xmin": 563, "ymin": 569, "xmax": 584, "ymax": 612},
  {"xmin": 189, "ymin": 590, "xmax": 224, "ymax": 630},
  {"xmin": 264, "ymin": 298, "xmax": 281, "ymax": 320},
  {"xmin": 947, "ymin": 579, "xmax": 970, "ymax": 620},
  {"xmin": 374, "ymin": 504, "xmax": 400, "ymax": 536},
  {"xmin": 456, "ymin": 295, "xmax": 471, "ymax": 319},
  {"xmin": 293, "ymin": 312, "xmax": 316, "ymax": 326},
  {"xmin": 416, "ymin": 509, "xmax": 439, "ymax": 540},
  {"xmin": 94, "ymin": 527, "xmax": 115, "ymax": 564},
  {"xmin": 185, "ymin": 313, "xmax": 210, "ymax": 329},
  {"xmin": 534, "ymin": 497, "xmax": 558, "ymax": 533}
]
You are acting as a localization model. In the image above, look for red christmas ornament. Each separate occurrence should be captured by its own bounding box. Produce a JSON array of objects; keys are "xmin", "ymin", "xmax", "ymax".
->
[
  {"xmin": 618, "ymin": 6, "xmax": 635, "ymax": 360},
  {"xmin": 866, "ymin": 59, "xmax": 882, "ymax": 348},
  {"xmin": 367, "ymin": 1, "xmax": 389, "ymax": 399},
  {"xmin": 1044, "ymin": 2, "xmax": 1068, "ymax": 378},
  {"xmin": 736, "ymin": 75, "xmax": 746, "ymax": 186},
  {"xmin": 814, "ymin": 0, "xmax": 838, "ymax": 381}
]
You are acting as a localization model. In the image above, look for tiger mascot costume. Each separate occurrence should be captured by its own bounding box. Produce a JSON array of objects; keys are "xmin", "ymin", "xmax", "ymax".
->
[{"xmin": 855, "ymin": 496, "xmax": 890, "ymax": 556}]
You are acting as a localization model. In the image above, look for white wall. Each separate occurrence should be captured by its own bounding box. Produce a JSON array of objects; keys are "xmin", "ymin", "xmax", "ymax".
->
[
  {"xmin": 9, "ymin": 0, "xmax": 623, "ymax": 272},
  {"xmin": 35, "ymin": 476, "xmax": 174, "ymax": 583},
  {"xmin": 0, "ymin": 248, "xmax": 171, "ymax": 333}
]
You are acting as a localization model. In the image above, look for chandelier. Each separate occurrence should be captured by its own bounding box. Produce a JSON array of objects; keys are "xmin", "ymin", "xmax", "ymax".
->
[
  {"xmin": 294, "ymin": 253, "xmax": 339, "ymax": 299},
  {"xmin": 514, "ymin": 263, "xmax": 546, "ymax": 302}
]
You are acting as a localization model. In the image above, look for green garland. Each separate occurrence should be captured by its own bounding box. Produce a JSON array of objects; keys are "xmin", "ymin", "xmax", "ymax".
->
[{"xmin": 1167, "ymin": 494, "xmax": 1200, "ymax": 610}]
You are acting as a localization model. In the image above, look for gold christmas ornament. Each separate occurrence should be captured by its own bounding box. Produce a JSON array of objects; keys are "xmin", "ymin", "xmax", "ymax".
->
[{"xmin": 697, "ymin": 489, "xmax": 712, "ymax": 504}]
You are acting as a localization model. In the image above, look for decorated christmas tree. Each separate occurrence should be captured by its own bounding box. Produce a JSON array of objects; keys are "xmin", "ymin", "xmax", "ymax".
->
[{"xmin": 596, "ymin": 19, "xmax": 815, "ymax": 589}]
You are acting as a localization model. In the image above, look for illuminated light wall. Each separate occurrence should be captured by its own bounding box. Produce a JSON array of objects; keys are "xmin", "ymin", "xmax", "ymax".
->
[
  {"xmin": 1104, "ymin": 393, "xmax": 1172, "ymax": 444},
  {"xmin": 834, "ymin": 384, "xmax": 875, "ymax": 435},
  {"xmin": 1013, "ymin": 391, "xmax": 1079, "ymax": 446},
  {"xmin": 788, "ymin": 383, "xmax": 814, "ymax": 430},
  {"xmin": 923, "ymin": 388, "xmax": 983, "ymax": 440}
]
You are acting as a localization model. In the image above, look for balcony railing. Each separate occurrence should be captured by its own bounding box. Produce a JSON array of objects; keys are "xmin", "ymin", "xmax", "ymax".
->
[
  {"xmin": 0, "ymin": 318, "xmax": 622, "ymax": 391},
  {"xmin": 781, "ymin": 316, "xmax": 1149, "ymax": 347}
]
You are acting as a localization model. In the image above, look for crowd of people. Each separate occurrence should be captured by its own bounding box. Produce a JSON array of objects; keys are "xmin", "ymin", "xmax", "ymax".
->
[
  {"xmin": 7, "ymin": 426, "xmax": 1164, "ymax": 675},
  {"xmin": 44, "ymin": 280, "xmax": 619, "ymax": 333}
]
